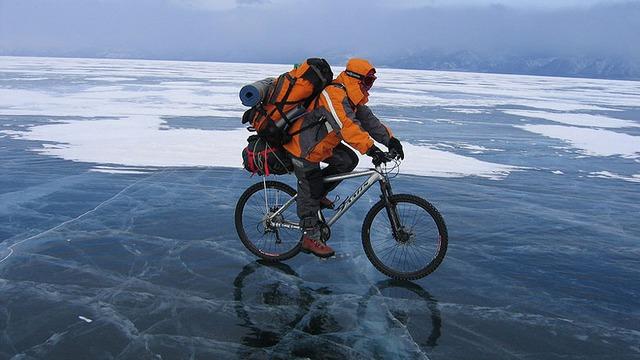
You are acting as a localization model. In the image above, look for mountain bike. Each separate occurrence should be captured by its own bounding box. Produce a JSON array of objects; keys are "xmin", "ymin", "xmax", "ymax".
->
[{"xmin": 234, "ymin": 153, "xmax": 448, "ymax": 280}]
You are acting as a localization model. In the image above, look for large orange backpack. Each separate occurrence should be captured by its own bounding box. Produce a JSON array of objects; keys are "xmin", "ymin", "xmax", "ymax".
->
[{"xmin": 241, "ymin": 58, "xmax": 333, "ymax": 145}]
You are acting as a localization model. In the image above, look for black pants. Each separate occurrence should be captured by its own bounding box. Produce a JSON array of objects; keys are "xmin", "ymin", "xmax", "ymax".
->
[{"xmin": 291, "ymin": 143, "xmax": 359, "ymax": 228}]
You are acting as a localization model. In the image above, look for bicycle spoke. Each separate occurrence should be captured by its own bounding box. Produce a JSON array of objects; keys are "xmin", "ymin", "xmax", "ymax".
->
[
  {"xmin": 407, "ymin": 245, "xmax": 423, "ymax": 269},
  {"xmin": 378, "ymin": 243, "xmax": 400, "ymax": 260},
  {"xmin": 402, "ymin": 245, "xmax": 411, "ymax": 272},
  {"xmin": 409, "ymin": 206, "xmax": 420, "ymax": 232}
]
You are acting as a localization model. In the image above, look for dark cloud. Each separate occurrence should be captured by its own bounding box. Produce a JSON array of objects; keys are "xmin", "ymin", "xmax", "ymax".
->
[{"xmin": 0, "ymin": 0, "xmax": 638, "ymax": 66}]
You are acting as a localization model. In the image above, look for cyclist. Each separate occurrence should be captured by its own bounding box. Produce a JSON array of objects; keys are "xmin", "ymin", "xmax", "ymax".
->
[{"xmin": 283, "ymin": 58, "xmax": 405, "ymax": 258}]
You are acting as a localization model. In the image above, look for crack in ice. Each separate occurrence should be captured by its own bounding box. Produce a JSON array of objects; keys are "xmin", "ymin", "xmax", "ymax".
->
[{"xmin": 0, "ymin": 172, "xmax": 157, "ymax": 264}]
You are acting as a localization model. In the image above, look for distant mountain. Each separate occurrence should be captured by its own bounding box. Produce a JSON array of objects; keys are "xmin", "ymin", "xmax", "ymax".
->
[
  {"xmin": 3, "ymin": 47, "xmax": 638, "ymax": 81},
  {"xmin": 385, "ymin": 50, "xmax": 640, "ymax": 80}
]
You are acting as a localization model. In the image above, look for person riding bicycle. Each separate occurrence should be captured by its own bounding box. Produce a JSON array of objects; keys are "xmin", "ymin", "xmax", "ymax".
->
[{"xmin": 283, "ymin": 58, "xmax": 405, "ymax": 258}]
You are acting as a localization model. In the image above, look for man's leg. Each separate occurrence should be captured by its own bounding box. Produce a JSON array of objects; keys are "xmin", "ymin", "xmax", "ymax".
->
[
  {"xmin": 321, "ymin": 143, "xmax": 359, "ymax": 195},
  {"xmin": 290, "ymin": 156, "xmax": 335, "ymax": 257},
  {"xmin": 291, "ymin": 157, "xmax": 323, "ymax": 224}
]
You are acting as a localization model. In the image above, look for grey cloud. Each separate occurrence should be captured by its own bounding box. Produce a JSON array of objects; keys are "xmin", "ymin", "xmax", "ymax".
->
[
  {"xmin": 236, "ymin": 0, "xmax": 270, "ymax": 5},
  {"xmin": 0, "ymin": 0, "xmax": 638, "ymax": 67}
]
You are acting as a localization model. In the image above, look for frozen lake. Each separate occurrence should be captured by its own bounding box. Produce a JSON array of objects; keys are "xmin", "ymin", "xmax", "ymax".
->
[{"xmin": 0, "ymin": 56, "xmax": 639, "ymax": 359}]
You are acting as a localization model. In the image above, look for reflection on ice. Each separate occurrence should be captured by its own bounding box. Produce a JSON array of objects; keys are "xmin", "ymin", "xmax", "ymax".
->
[{"xmin": 233, "ymin": 261, "xmax": 439, "ymax": 359}]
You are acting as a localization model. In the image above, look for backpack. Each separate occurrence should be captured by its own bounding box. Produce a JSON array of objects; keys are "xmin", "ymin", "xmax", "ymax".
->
[
  {"xmin": 242, "ymin": 135, "xmax": 292, "ymax": 176},
  {"xmin": 241, "ymin": 58, "xmax": 333, "ymax": 145}
]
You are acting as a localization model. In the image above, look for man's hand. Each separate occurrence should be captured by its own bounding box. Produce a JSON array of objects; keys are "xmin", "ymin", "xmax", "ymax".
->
[
  {"xmin": 367, "ymin": 144, "xmax": 386, "ymax": 166},
  {"xmin": 388, "ymin": 137, "xmax": 404, "ymax": 160}
]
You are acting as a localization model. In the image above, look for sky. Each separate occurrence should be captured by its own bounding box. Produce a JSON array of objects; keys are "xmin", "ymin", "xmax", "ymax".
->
[{"xmin": 0, "ymin": 0, "xmax": 638, "ymax": 65}]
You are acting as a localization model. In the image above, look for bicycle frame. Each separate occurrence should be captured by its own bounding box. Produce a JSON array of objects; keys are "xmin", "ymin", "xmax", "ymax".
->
[{"xmin": 266, "ymin": 164, "xmax": 400, "ymax": 232}]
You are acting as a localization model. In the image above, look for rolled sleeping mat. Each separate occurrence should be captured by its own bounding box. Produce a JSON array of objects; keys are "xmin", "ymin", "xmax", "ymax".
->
[{"xmin": 239, "ymin": 77, "xmax": 275, "ymax": 107}]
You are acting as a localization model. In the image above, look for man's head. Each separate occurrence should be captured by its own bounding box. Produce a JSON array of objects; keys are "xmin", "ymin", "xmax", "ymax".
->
[
  {"xmin": 345, "ymin": 58, "xmax": 377, "ymax": 92},
  {"xmin": 336, "ymin": 58, "xmax": 376, "ymax": 106}
]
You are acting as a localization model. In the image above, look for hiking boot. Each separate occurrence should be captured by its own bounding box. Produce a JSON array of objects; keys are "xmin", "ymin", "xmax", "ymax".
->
[{"xmin": 301, "ymin": 235, "xmax": 335, "ymax": 258}]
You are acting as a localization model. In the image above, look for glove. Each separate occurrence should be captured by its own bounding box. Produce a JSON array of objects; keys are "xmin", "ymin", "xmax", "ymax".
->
[
  {"xmin": 367, "ymin": 144, "xmax": 386, "ymax": 166},
  {"xmin": 388, "ymin": 137, "xmax": 404, "ymax": 160}
]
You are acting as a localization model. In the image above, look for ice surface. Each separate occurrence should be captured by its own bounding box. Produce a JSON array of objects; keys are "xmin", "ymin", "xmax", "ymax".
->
[{"xmin": 1, "ymin": 56, "xmax": 639, "ymax": 359}]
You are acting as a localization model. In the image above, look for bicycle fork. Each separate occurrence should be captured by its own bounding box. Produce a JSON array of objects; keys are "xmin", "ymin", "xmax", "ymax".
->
[{"xmin": 379, "ymin": 178, "xmax": 402, "ymax": 240}]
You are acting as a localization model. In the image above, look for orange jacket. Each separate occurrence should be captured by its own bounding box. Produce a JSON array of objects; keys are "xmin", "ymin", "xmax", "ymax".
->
[
  {"xmin": 283, "ymin": 84, "xmax": 373, "ymax": 162},
  {"xmin": 284, "ymin": 59, "xmax": 390, "ymax": 163},
  {"xmin": 284, "ymin": 59, "xmax": 393, "ymax": 162}
]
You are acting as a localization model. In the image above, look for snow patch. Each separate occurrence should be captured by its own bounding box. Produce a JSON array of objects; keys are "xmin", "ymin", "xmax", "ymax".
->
[
  {"xmin": 3, "ymin": 56, "xmax": 640, "ymax": 116},
  {"xmin": 431, "ymin": 119, "xmax": 463, "ymax": 125},
  {"xmin": 90, "ymin": 165, "xmax": 156, "ymax": 174},
  {"xmin": 85, "ymin": 77, "xmax": 136, "ymax": 82},
  {"xmin": 398, "ymin": 143, "xmax": 520, "ymax": 180},
  {"xmin": 5, "ymin": 116, "xmax": 519, "ymax": 180},
  {"xmin": 588, "ymin": 171, "xmax": 640, "ymax": 183},
  {"xmin": 419, "ymin": 141, "xmax": 504, "ymax": 153},
  {"xmin": 517, "ymin": 124, "xmax": 640, "ymax": 158},
  {"xmin": 503, "ymin": 110, "xmax": 639, "ymax": 128},
  {"xmin": 386, "ymin": 118, "xmax": 424, "ymax": 124},
  {"xmin": 456, "ymin": 143, "xmax": 504, "ymax": 153},
  {"xmin": 78, "ymin": 316, "xmax": 93, "ymax": 323},
  {"xmin": 444, "ymin": 108, "xmax": 487, "ymax": 114},
  {"xmin": 90, "ymin": 168, "xmax": 149, "ymax": 175},
  {"xmin": 1, "ymin": 77, "xmax": 48, "ymax": 81},
  {"xmin": 0, "ymin": 130, "xmax": 23, "ymax": 136}
]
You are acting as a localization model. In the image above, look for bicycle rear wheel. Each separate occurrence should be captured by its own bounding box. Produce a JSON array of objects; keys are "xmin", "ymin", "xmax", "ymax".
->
[
  {"xmin": 235, "ymin": 180, "xmax": 301, "ymax": 262},
  {"xmin": 362, "ymin": 194, "xmax": 448, "ymax": 280}
]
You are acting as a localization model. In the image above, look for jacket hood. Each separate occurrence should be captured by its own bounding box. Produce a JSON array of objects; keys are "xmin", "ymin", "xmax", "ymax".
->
[{"xmin": 335, "ymin": 58, "xmax": 375, "ymax": 106}]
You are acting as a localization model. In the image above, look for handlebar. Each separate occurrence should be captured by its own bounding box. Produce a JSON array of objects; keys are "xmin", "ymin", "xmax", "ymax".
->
[{"xmin": 372, "ymin": 150, "xmax": 400, "ymax": 166}]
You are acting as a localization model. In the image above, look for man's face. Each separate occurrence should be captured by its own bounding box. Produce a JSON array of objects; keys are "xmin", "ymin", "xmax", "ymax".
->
[{"xmin": 360, "ymin": 70, "xmax": 377, "ymax": 93}]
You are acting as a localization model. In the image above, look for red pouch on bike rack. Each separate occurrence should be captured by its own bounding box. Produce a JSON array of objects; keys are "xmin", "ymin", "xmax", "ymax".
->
[{"xmin": 242, "ymin": 135, "xmax": 292, "ymax": 176}]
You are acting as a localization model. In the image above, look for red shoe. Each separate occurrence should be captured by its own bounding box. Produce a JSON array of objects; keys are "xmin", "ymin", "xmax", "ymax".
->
[{"xmin": 301, "ymin": 235, "xmax": 335, "ymax": 258}]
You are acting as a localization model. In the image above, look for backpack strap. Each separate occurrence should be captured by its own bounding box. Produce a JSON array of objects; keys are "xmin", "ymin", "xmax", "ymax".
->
[
  {"xmin": 308, "ymin": 63, "xmax": 328, "ymax": 85},
  {"xmin": 328, "ymin": 82, "xmax": 356, "ymax": 108},
  {"xmin": 288, "ymin": 115, "xmax": 328, "ymax": 137},
  {"xmin": 274, "ymin": 74, "xmax": 298, "ymax": 121},
  {"xmin": 287, "ymin": 95, "xmax": 324, "ymax": 137},
  {"xmin": 268, "ymin": 75, "xmax": 286, "ymax": 104}
]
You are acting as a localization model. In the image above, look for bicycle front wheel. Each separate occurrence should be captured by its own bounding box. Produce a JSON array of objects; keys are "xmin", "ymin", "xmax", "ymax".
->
[
  {"xmin": 362, "ymin": 194, "xmax": 448, "ymax": 280},
  {"xmin": 235, "ymin": 181, "xmax": 302, "ymax": 262}
]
